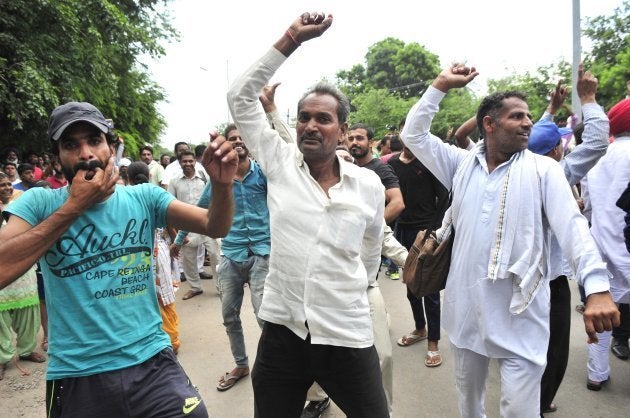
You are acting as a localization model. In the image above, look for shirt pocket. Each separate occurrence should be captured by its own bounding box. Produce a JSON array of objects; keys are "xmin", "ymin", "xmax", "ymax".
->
[{"xmin": 333, "ymin": 213, "xmax": 367, "ymax": 256}]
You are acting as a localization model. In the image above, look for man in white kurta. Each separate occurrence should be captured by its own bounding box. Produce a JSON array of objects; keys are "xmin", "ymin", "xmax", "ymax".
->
[
  {"xmin": 401, "ymin": 65, "xmax": 619, "ymax": 417},
  {"xmin": 584, "ymin": 98, "xmax": 630, "ymax": 388}
]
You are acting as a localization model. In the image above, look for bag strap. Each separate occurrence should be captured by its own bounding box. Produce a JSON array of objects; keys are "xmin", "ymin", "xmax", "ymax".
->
[{"xmin": 419, "ymin": 190, "xmax": 453, "ymax": 245}]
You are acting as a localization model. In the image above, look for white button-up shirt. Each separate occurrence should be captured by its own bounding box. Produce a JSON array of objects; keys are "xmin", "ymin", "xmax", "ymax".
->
[{"xmin": 227, "ymin": 48, "xmax": 384, "ymax": 348}]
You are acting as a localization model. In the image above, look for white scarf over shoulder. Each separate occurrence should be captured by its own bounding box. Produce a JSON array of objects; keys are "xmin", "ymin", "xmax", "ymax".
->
[{"xmin": 441, "ymin": 142, "xmax": 545, "ymax": 314}]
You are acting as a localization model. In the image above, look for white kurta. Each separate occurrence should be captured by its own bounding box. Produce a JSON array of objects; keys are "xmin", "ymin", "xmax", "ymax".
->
[
  {"xmin": 586, "ymin": 136, "xmax": 630, "ymax": 303},
  {"xmin": 402, "ymin": 86, "xmax": 610, "ymax": 365}
]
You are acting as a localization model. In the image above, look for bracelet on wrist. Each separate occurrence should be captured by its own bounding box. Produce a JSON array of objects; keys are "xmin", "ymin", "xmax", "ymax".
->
[{"xmin": 285, "ymin": 29, "xmax": 300, "ymax": 46}]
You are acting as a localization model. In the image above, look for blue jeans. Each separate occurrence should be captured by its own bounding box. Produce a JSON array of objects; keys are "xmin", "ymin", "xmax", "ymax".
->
[{"xmin": 217, "ymin": 254, "xmax": 268, "ymax": 368}]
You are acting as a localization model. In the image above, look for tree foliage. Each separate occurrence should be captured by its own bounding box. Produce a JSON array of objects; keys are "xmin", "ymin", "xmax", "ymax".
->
[
  {"xmin": 0, "ymin": 0, "xmax": 176, "ymax": 156},
  {"xmin": 583, "ymin": 0, "xmax": 630, "ymax": 107},
  {"xmin": 334, "ymin": 3, "xmax": 628, "ymax": 143},
  {"xmin": 336, "ymin": 37, "xmax": 457, "ymax": 139}
]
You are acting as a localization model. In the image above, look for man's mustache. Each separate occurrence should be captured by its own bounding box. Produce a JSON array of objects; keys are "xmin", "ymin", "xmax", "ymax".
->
[
  {"xmin": 300, "ymin": 133, "xmax": 323, "ymax": 142},
  {"xmin": 74, "ymin": 160, "xmax": 104, "ymax": 173}
]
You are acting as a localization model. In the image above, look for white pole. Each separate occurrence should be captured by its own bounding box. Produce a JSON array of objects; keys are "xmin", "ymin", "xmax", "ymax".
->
[
  {"xmin": 572, "ymin": 0, "xmax": 582, "ymax": 122},
  {"xmin": 226, "ymin": 60, "xmax": 231, "ymax": 123}
]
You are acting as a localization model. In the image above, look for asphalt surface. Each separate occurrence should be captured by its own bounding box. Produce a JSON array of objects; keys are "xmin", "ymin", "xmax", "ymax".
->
[{"xmin": 1, "ymin": 270, "xmax": 629, "ymax": 417}]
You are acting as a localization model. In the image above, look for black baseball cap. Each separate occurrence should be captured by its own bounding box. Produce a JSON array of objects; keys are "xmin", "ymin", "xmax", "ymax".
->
[{"xmin": 47, "ymin": 102, "xmax": 110, "ymax": 141}]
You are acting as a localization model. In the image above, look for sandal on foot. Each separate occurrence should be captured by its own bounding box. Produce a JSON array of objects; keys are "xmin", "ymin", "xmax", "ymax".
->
[
  {"xmin": 397, "ymin": 333, "xmax": 427, "ymax": 347},
  {"xmin": 182, "ymin": 289, "xmax": 203, "ymax": 300},
  {"xmin": 217, "ymin": 370, "xmax": 249, "ymax": 392},
  {"xmin": 543, "ymin": 403, "xmax": 557, "ymax": 413},
  {"xmin": 19, "ymin": 352, "xmax": 46, "ymax": 363},
  {"xmin": 425, "ymin": 350, "xmax": 442, "ymax": 367},
  {"xmin": 586, "ymin": 378, "xmax": 608, "ymax": 391}
]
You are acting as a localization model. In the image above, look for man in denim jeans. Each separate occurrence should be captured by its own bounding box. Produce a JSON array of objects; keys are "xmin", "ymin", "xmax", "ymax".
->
[{"xmin": 172, "ymin": 123, "xmax": 269, "ymax": 392}]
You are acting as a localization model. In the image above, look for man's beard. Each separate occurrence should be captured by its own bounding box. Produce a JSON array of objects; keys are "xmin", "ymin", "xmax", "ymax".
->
[
  {"xmin": 349, "ymin": 145, "xmax": 369, "ymax": 159},
  {"xmin": 63, "ymin": 160, "xmax": 104, "ymax": 183}
]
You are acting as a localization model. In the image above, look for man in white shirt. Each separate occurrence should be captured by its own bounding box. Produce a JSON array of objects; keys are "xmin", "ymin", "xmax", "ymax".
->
[
  {"xmin": 584, "ymin": 98, "xmax": 630, "ymax": 391},
  {"xmin": 526, "ymin": 70, "xmax": 609, "ymax": 412},
  {"xmin": 161, "ymin": 142, "xmax": 208, "ymax": 188},
  {"xmin": 168, "ymin": 150, "xmax": 213, "ymax": 300},
  {"xmin": 401, "ymin": 65, "xmax": 619, "ymax": 417},
  {"xmin": 227, "ymin": 12, "xmax": 388, "ymax": 418},
  {"xmin": 139, "ymin": 145, "xmax": 165, "ymax": 189},
  {"xmin": 164, "ymin": 142, "xmax": 219, "ymax": 282}
]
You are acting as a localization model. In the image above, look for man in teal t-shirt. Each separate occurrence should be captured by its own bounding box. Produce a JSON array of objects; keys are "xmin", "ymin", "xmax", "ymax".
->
[{"xmin": 0, "ymin": 102, "xmax": 238, "ymax": 417}]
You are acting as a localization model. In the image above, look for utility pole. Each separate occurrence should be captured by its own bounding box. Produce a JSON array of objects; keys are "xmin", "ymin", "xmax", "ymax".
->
[
  {"xmin": 572, "ymin": 0, "xmax": 582, "ymax": 122},
  {"xmin": 226, "ymin": 60, "xmax": 231, "ymax": 123}
]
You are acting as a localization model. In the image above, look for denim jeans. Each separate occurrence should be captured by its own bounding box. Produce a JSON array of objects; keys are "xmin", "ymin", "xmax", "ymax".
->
[{"xmin": 217, "ymin": 254, "xmax": 268, "ymax": 368}]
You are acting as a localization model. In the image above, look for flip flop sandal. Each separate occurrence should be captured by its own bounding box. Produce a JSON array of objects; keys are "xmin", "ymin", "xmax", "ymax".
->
[
  {"xmin": 425, "ymin": 350, "xmax": 442, "ymax": 367},
  {"xmin": 397, "ymin": 333, "xmax": 428, "ymax": 347},
  {"xmin": 19, "ymin": 352, "xmax": 46, "ymax": 363},
  {"xmin": 216, "ymin": 371, "xmax": 248, "ymax": 392}
]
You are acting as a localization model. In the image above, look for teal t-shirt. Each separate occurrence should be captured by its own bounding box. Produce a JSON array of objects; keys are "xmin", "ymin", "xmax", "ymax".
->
[{"xmin": 6, "ymin": 184, "xmax": 175, "ymax": 380}]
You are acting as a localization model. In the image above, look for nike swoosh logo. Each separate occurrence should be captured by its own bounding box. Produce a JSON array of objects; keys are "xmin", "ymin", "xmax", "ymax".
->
[{"xmin": 182, "ymin": 398, "xmax": 201, "ymax": 414}]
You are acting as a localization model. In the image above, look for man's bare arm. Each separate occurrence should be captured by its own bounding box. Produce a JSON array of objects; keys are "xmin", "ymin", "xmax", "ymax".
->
[
  {"xmin": 454, "ymin": 116, "xmax": 476, "ymax": 149},
  {"xmin": 0, "ymin": 157, "xmax": 118, "ymax": 289},
  {"xmin": 384, "ymin": 188, "xmax": 405, "ymax": 224}
]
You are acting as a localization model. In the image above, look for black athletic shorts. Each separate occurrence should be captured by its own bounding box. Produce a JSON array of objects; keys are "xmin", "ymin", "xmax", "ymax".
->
[{"xmin": 45, "ymin": 348, "xmax": 208, "ymax": 418}]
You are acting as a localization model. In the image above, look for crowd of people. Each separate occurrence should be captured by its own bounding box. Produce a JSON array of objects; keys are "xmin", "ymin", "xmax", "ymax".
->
[{"xmin": 1, "ymin": 11, "xmax": 629, "ymax": 418}]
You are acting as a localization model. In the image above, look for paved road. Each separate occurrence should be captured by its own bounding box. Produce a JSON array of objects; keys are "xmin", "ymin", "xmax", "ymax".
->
[{"xmin": 1, "ymin": 271, "xmax": 628, "ymax": 417}]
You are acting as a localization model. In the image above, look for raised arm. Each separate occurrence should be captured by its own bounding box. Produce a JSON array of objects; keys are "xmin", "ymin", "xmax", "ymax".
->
[
  {"xmin": 260, "ymin": 82, "xmax": 296, "ymax": 144},
  {"xmin": 0, "ymin": 157, "xmax": 118, "ymax": 289},
  {"xmin": 401, "ymin": 65, "xmax": 478, "ymax": 189},
  {"xmin": 227, "ymin": 13, "xmax": 332, "ymax": 173},
  {"xmin": 561, "ymin": 63, "xmax": 609, "ymax": 186},
  {"xmin": 453, "ymin": 115, "xmax": 477, "ymax": 150}
]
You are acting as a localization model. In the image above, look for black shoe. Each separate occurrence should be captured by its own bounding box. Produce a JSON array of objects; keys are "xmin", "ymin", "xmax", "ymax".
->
[
  {"xmin": 586, "ymin": 378, "xmax": 608, "ymax": 391},
  {"xmin": 180, "ymin": 273, "xmax": 187, "ymax": 282},
  {"xmin": 611, "ymin": 337, "xmax": 630, "ymax": 360},
  {"xmin": 199, "ymin": 271, "xmax": 213, "ymax": 280},
  {"xmin": 301, "ymin": 397, "xmax": 330, "ymax": 418}
]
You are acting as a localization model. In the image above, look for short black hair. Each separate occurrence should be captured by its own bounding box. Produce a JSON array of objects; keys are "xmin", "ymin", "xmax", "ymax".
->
[
  {"xmin": 349, "ymin": 123, "xmax": 374, "ymax": 140},
  {"xmin": 389, "ymin": 136, "xmax": 403, "ymax": 152},
  {"xmin": 18, "ymin": 163, "xmax": 34, "ymax": 175},
  {"xmin": 194, "ymin": 144, "xmax": 206, "ymax": 158},
  {"xmin": 476, "ymin": 91, "xmax": 528, "ymax": 137},
  {"xmin": 177, "ymin": 150, "xmax": 195, "ymax": 161},
  {"xmin": 139, "ymin": 145, "xmax": 154, "ymax": 155},
  {"xmin": 224, "ymin": 123, "xmax": 238, "ymax": 137},
  {"xmin": 174, "ymin": 141, "xmax": 189, "ymax": 155}
]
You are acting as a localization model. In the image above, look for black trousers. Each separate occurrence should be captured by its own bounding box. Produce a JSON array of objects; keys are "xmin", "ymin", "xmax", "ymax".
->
[
  {"xmin": 612, "ymin": 303, "xmax": 630, "ymax": 339},
  {"xmin": 252, "ymin": 322, "xmax": 388, "ymax": 418},
  {"xmin": 396, "ymin": 225, "xmax": 441, "ymax": 341},
  {"xmin": 46, "ymin": 348, "xmax": 207, "ymax": 418},
  {"xmin": 540, "ymin": 276, "xmax": 571, "ymax": 413}
]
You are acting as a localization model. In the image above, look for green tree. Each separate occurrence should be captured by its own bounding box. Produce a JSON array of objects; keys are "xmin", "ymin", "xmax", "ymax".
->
[
  {"xmin": 0, "ymin": 0, "xmax": 176, "ymax": 155},
  {"xmin": 348, "ymin": 88, "xmax": 416, "ymax": 139},
  {"xmin": 337, "ymin": 37, "xmax": 440, "ymax": 102},
  {"xmin": 583, "ymin": 0, "xmax": 630, "ymax": 107},
  {"xmin": 487, "ymin": 62, "xmax": 572, "ymax": 121},
  {"xmin": 337, "ymin": 37, "xmax": 470, "ymax": 141}
]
